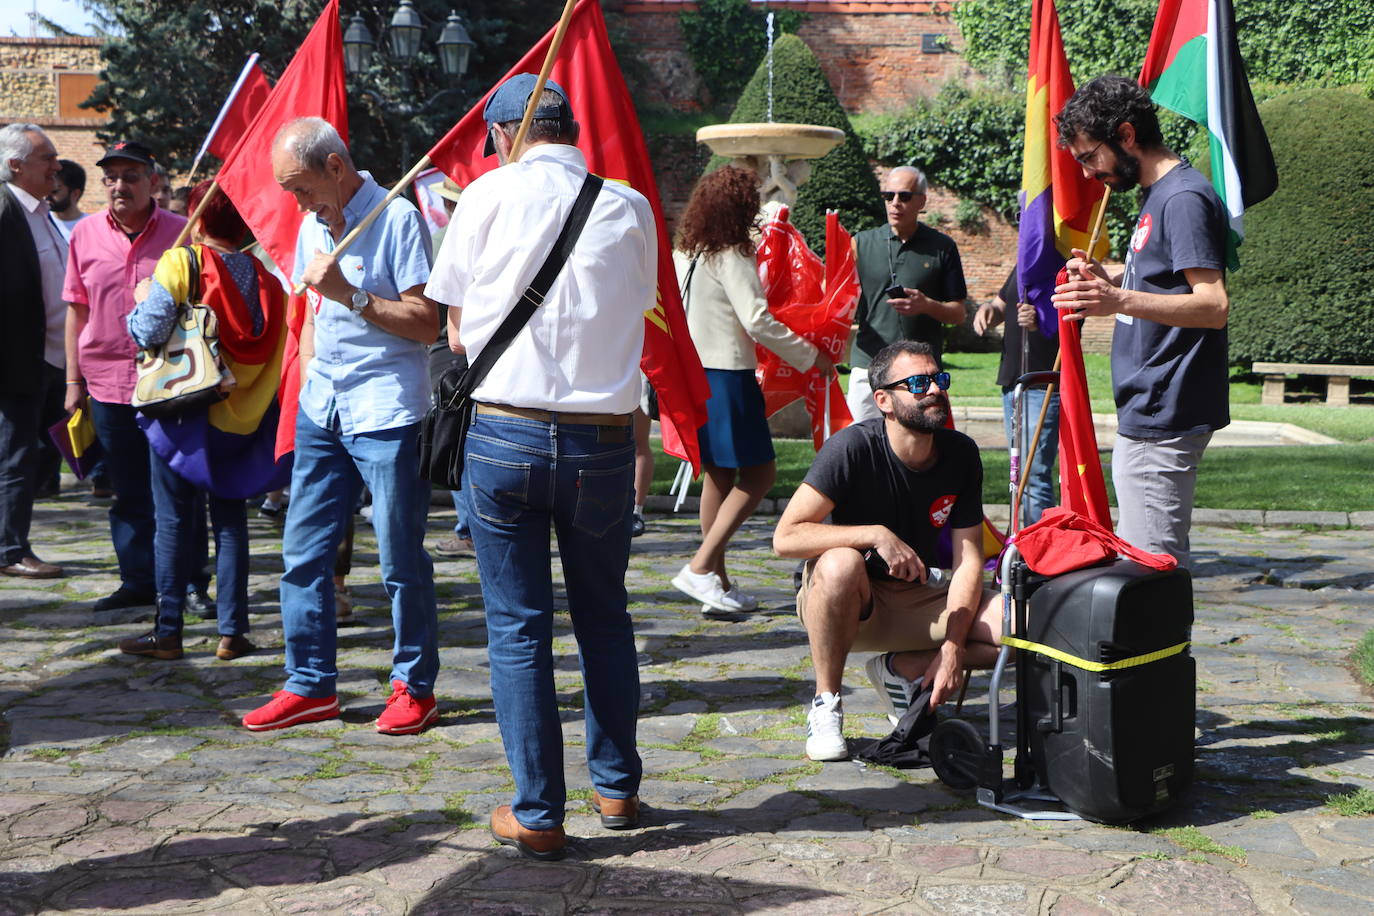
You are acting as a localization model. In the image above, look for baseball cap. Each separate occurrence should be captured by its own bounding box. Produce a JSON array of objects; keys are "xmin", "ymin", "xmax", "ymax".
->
[
  {"xmin": 481, "ymin": 73, "xmax": 573, "ymax": 157},
  {"xmin": 96, "ymin": 140, "xmax": 157, "ymax": 169}
]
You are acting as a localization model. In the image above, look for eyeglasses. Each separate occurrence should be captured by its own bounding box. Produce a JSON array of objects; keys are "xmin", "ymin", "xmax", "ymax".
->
[
  {"xmin": 1073, "ymin": 142, "xmax": 1105, "ymax": 166},
  {"xmin": 880, "ymin": 372, "xmax": 951, "ymax": 394},
  {"xmin": 101, "ymin": 171, "xmax": 148, "ymax": 187},
  {"xmin": 880, "ymin": 190, "xmax": 916, "ymax": 202}
]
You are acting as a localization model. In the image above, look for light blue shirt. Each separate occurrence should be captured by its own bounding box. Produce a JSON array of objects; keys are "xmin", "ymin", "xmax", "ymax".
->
[{"xmin": 293, "ymin": 172, "xmax": 433, "ymax": 435}]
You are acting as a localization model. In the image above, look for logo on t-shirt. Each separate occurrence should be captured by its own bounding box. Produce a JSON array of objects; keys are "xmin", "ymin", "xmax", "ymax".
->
[
  {"xmin": 1130, "ymin": 213, "xmax": 1152, "ymax": 252},
  {"xmin": 929, "ymin": 495, "xmax": 956, "ymax": 528}
]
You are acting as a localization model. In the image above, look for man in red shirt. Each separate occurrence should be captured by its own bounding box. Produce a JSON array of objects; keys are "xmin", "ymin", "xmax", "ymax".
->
[{"xmin": 63, "ymin": 141, "xmax": 187, "ymax": 610}]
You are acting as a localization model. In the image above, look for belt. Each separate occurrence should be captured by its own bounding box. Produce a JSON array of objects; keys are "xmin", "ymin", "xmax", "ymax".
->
[{"xmin": 474, "ymin": 403, "xmax": 632, "ymax": 427}]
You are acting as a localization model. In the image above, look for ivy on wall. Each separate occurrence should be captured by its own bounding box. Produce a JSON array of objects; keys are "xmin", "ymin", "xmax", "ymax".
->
[{"xmin": 679, "ymin": 0, "xmax": 806, "ymax": 108}]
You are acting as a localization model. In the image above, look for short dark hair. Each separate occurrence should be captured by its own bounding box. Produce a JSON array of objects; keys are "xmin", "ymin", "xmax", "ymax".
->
[
  {"xmin": 869, "ymin": 340, "xmax": 937, "ymax": 390},
  {"xmin": 56, "ymin": 158, "xmax": 85, "ymax": 193},
  {"xmin": 1056, "ymin": 75, "xmax": 1164, "ymax": 150}
]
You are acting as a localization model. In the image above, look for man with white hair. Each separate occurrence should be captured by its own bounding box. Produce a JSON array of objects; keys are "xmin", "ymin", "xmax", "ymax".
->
[
  {"xmin": 847, "ymin": 166, "xmax": 968, "ymax": 422},
  {"xmin": 0, "ymin": 123, "xmax": 66, "ymax": 579},
  {"xmin": 241, "ymin": 117, "xmax": 440, "ymax": 736}
]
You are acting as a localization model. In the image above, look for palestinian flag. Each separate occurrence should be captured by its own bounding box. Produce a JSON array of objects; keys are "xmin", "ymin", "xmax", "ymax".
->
[{"xmin": 1138, "ymin": 0, "xmax": 1277, "ymax": 267}]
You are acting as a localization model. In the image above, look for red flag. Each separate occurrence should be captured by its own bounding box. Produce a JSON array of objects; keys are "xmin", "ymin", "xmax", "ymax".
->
[
  {"xmin": 427, "ymin": 0, "xmax": 709, "ymax": 469},
  {"xmin": 207, "ymin": 58, "xmax": 273, "ymax": 161},
  {"xmin": 215, "ymin": 0, "xmax": 348, "ymax": 459},
  {"xmin": 1055, "ymin": 269, "xmax": 1112, "ymax": 527},
  {"xmin": 754, "ymin": 209, "xmax": 860, "ymax": 449}
]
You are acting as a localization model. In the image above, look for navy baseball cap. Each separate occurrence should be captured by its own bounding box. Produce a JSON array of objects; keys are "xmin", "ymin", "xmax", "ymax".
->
[
  {"xmin": 481, "ymin": 73, "xmax": 573, "ymax": 156},
  {"xmin": 96, "ymin": 140, "xmax": 156, "ymax": 169}
]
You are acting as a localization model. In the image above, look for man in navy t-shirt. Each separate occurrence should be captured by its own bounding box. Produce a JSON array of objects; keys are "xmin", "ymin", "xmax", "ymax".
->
[
  {"xmin": 1051, "ymin": 75, "xmax": 1229, "ymax": 568},
  {"xmin": 774, "ymin": 340, "xmax": 1000, "ymax": 762}
]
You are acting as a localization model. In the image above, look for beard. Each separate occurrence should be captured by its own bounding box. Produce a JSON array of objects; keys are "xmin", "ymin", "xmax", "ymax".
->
[
  {"xmin": 1100, "ymin": 142, "xmax": 1142, "ymax": 192},
  {"xmin": 892, "ymin": 391, "xmax": 949, "ymax": 433}
]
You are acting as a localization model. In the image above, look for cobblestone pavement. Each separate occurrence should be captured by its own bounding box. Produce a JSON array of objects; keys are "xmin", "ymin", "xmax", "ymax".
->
[{"xmin": 3, "ymin": 490, "xmax": 1373, "ymax": 914}]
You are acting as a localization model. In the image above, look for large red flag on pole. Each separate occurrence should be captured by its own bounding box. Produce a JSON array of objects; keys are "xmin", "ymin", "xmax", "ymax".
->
[
  {"xmin": 208, "ymin": 57, "xmax": 274, "ymax": 160},
  {"xmin": 1055, "ymin": 269, "xmax": 1112, "ymax": 526},
  {"xmin": 215, "ymin": 0, "xmax": 348, "ymax": 458},
  {"xmin": 427, "ymin": 0, "xmax": 710, "ymax": 470}
]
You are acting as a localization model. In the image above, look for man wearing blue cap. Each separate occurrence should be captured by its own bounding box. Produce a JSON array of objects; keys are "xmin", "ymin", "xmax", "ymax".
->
[{"xmin": 426, "ymin": 74, "xmax": 655, "ymax": 860}]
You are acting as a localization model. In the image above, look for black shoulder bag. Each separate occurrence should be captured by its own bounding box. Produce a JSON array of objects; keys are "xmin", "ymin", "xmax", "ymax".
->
[{"xmin": 419, "ymin": 172, "xmax": 605, "ymax": 489}]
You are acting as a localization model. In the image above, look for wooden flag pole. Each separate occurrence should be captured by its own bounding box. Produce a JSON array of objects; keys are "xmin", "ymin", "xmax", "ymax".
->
[
  {"xmin": 508, "ymin": 0, "xmax": 580, "ymax": 162},
  {"xmin": 290, "ymin": 0, "xmax": 581, "ymax": 295},
  {"xmin": 1013, "ymin": 184, "xmax": 1112, "ymax": 519},
  {"xmin": 172, "ymin": 179, "xmax": 221, "ymax": 248}
]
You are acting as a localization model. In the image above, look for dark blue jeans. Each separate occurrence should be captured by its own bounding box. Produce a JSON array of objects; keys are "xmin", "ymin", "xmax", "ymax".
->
[
  {"xmin": 0, "ymin": 363, "xmax": 62, "ymax": 564},
  {"xmin": 150, "ymin": 452, "xmax": 248, "ymax": 639},
  {"xmin": 466, "ymin": 411, "xmax": 641, "ymax": 830},
  {"xmin": 88, "ymin": 399, "xmax": 155, "ymax": 593}
]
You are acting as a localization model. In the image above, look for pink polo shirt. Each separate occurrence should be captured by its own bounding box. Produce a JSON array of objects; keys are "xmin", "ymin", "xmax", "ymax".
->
[{"xmin": 63, "ymin": 205, "xmax": 188, "ymax": 404}]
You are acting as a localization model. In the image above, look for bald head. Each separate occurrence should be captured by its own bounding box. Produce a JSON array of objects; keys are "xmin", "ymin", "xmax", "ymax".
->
[{"xmin": 272, "ymin": 117, "xmax": 353, "ymax": 174}]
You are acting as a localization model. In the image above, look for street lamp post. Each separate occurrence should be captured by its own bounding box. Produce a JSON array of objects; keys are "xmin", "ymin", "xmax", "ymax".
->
[{"xmin": 342, "ymin": 3, "xmax": 476, "ymax": 177}]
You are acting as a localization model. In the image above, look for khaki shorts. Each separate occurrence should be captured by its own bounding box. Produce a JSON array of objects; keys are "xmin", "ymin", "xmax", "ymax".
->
[{"xmin": 795, "ymin": 558, "xmax": 962, "ymax": 652}]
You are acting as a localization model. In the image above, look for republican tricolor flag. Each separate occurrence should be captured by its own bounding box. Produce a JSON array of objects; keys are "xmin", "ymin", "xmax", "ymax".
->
[
  {"xmin": 1016, "ymin": 0, "xmax": 1108, "ymax": 335},
  {"xmin": 1139, "ymin": 0, "xmax": 1278, "ymax": 267}
]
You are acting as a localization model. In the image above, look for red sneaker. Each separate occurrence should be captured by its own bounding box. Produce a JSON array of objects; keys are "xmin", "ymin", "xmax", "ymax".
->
[
  {"xmin": 376, "ymin": 680, "xmax": 438, "ymax": 735},
  {"xmin": 242, "ymin": 690, "xmax": 339, "ymax": 731}
]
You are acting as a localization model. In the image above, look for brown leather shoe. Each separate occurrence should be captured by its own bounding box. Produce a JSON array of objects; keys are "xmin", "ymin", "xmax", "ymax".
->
[
  {"xmin": 216, "ymin": 634, "xmax": 256, "ymax": 660},
  {"xmin": 490, "ymin": 805, "xmax": 566, "ymax": 860},
  {"xmin": 2, "ymin": 556, "xmax": 63, "ymax": 579},
  {"xmin": 118, "ymin": 631, "xmax": 183, "ymax": 660},
  {"xmin": 592, "ymin": 791, "xmax": 640, "ymax": 829}
]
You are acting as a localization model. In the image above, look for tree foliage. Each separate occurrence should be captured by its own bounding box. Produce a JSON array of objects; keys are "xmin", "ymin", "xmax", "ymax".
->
[
  {"xmin": 1225, "ymin": 88, "xmax": 1374, "ymax": 366},
  {"xmin": 718, "ymin": 33, "xmax": 883, "ymax": 247},
  {"xmin": 953, "ymin": 0, "xmax": 1374, "ymax": 90},
  {"xmin": 679, "ymin": 0, "xmax": 806, "ymax": 109},
  {"xmin": 82, "ymin": 0, "xmax": 566, "ymax": 185}
]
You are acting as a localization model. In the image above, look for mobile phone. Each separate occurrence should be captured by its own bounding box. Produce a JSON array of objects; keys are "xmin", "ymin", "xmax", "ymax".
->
[{"xmin": 885, "ymin": 284, "xmax": 906, "ymax": 300}]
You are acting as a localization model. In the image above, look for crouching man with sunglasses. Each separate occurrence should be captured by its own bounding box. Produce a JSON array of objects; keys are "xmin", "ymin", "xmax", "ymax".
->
[
  {"xmin": 847, "ymin": 166, "xmax": 968, "ymax": 422},
  {"xmin": 774, "ymin": 340, "xmax": 1000, "ymax": 762}
]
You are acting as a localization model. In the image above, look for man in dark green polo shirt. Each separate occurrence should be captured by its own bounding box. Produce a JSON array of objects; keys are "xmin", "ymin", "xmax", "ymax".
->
[{"xmin": 848, "ymin": 166, "xmax": 967, "ymax": 421}]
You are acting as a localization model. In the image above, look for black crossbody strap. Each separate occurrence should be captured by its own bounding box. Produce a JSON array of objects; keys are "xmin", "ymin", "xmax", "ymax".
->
[{"xmin": 459, "ymin": 172, "xmax": 605, "ymax": 397}]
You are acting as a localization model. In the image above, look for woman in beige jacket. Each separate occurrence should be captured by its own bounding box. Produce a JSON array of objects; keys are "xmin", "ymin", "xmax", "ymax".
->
[{"xmin": 670, "ymin": 167, "xmax": 832, "ymax": 614}]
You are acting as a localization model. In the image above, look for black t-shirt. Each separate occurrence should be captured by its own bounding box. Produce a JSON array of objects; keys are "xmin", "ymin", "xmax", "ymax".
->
[
  {"xmin": 1114, "ymin": 161, "xmax": 1229, "ymax": 438},
  {"xmin": 995, "ymin": 267, "xmax": 1060, "ymax": 388},
  {"xmin": 802, "ymin": 419, "xmax": 983, "ymax": 569},
  {"xmin": 852, "ymin": 223, "xmax": 967, "ymax": 368}
]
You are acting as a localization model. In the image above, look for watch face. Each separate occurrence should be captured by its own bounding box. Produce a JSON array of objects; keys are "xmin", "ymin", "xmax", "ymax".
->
[{"xmin": 351, "ymin": 290, "xmax": 368, "ymax": 313}]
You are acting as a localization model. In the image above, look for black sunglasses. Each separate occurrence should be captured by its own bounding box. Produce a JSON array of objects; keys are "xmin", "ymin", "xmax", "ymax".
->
[
  {"xmin": 880, "ymin": 190, "xmax": 916, "ymax": 202},
  {"xmin": 880, "ymin": 372, "xmax": 951, "ymax": 394}
]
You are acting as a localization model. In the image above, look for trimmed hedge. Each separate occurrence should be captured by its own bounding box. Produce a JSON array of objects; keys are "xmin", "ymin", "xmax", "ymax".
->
[
  {"xmin": 1226, "ymin": 88, "xmax": 1374, "ymax": 366},
  {"xmin": 715, "ymin": 33, "xmax": 884, "ymax": 246}
]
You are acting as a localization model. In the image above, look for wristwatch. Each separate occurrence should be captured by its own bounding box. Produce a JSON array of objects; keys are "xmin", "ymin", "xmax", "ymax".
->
[{"xmin": 349, "ymin": 287, "xmax": 369, "ymax": 315}]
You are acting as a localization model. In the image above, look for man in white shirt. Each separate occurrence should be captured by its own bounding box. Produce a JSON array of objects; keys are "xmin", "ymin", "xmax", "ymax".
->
[
  {"xmin": 0, "ymin": 123, "xmax": 67, "ymax": 579},
  {"xmin": 426, "ymin": 74, "xmax": 654, "ymax": 861}
]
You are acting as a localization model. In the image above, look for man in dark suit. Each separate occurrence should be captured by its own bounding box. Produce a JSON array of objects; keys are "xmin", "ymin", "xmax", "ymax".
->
[{"xmin": 0, "ymin": 123, "xmax": 66, "ymax": 579}]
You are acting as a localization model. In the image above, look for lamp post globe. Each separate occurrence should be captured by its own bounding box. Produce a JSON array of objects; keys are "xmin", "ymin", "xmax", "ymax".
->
[
  {"xmin": 437, "ymin": 11, "xmax": 475, "ymax": 78},
  {"xmin": 388, "ymin": 0, "xmax": 425, "ymax": 61},
  {"xmin": 342, "ymin": 14, "xmax": 375, "ymax": 75}
]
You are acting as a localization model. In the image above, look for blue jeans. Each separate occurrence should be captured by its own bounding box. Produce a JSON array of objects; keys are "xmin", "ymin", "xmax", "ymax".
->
[
  {"xmin": 151, "ymin": 452, "xmax": 248, "ymax": 639},
  {"xmin": 466, "ymin": 411, "xmax": 642, "ymax": 830},
  {"xmin": 88, "ymin": 399, "xmax": 156, "ymax": 593},
  {"xmin": 451, "ymin": 489, "xmax": 471, "ymax": 538},
  {"xmin": 1003, "ymin": 387, "xmax": 1061, "ymax": 527},
  {"xmin": 279, "ymin": 412, "xmax": 437, "ymax": 698}
]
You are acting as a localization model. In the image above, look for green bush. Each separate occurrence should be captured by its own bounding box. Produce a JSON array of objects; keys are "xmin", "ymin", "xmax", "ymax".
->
[
  {"xmin": 680, "ymin": 0, "xmax": 806, "ymax": 108},
  {"xmin": 1226, "ymin": 87, "xmax": 1374, "ymax": 366},
  {"xmin": 717, "ymin": 33, "xmax": 884, "ymax": 246}
]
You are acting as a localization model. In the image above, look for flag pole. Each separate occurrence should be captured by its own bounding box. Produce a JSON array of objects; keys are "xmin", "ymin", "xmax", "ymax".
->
[
  {"xmin": 290, "ymin": 0, "xmax": 582, "ymax": 295},
  {"xmin": 508, "ymin": 0, "xmax": 580, "ymax": 162},
  {"xmin": 172, "ymin": 179, "xmax": 222, "ymax": 248},
  {"xmin": 186, "ymin": 53, "xmax": 261, "ymax": 189},
  {"xmin": 1015, "ymin": 183, "xmax": 1113, "ymax": 515}
]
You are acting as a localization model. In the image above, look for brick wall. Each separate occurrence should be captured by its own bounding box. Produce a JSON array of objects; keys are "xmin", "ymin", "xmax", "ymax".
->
[{"xmin": 0, "ymin": 36, "xmax": 108, "ymax": 214}]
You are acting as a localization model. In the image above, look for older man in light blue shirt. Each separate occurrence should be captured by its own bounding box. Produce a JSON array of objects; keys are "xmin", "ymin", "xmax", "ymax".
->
[{"xmin": 242, "ymin": 117, "xmax": 441, "ymax": 736}]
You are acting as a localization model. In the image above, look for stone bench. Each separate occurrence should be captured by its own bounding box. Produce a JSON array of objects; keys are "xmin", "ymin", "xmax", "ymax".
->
[{"xmin": 1253, "ymin": 361, "xmax": 1374, "ymax": 406}]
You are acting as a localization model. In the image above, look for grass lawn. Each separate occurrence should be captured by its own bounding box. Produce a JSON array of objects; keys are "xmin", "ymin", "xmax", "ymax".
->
[{"xmin": 649, "ymin": 353, "xmax": 1374, "ymax": 512}]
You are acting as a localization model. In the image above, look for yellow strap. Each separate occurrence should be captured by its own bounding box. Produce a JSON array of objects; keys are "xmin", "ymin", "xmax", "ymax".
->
[{"xmin": 1001, "ymin": 636, "xmax": 1190, "ymax": 672}]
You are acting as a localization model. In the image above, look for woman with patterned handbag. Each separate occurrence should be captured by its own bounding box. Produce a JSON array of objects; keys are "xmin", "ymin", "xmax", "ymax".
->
[{"xmin": 115, "ymin": 181, "xmax": 289, "ymax": 661}]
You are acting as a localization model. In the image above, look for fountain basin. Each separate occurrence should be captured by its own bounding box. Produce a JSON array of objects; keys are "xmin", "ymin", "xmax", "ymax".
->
[{"xmin": 697, "ymin": 123, "xmax": 845, "ymax": 160}]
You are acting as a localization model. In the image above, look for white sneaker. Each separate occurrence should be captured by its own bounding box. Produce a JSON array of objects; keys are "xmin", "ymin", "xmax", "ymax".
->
[
  {"xmin": 865, "ymin": 653, "xmax": 921, "ymax": 726},
  {"xmin": 805, "ymin": 692, "xmax": 848, "ymax": 761},
  {"xmin": 672, "ymin": 564, "xmax": 750, "ymax": 612}
]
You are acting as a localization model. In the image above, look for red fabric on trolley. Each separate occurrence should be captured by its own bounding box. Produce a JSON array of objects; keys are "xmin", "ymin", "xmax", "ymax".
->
[{"xmin": 1015, "ymin": 507, "xmax": 1177, "ymax": 576}]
